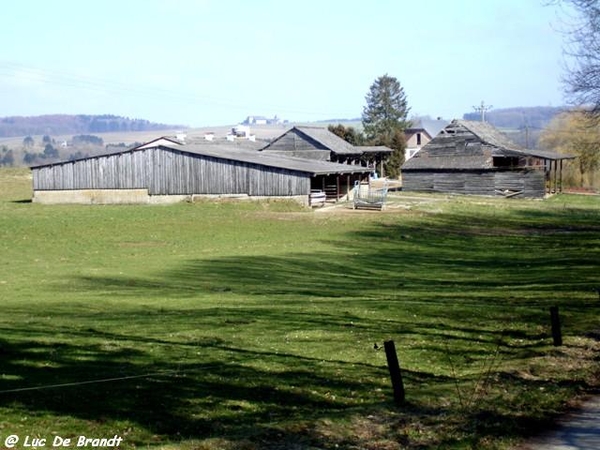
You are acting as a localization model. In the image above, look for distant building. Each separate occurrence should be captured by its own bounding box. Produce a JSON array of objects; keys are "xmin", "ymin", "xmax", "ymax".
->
[
  {"xmin": 404, "ymin": 117, "xmax": 449, "ymax": 160},
  {"xmin": 243, "ymin": 115, "xmax": 281, "ymax": 125}
]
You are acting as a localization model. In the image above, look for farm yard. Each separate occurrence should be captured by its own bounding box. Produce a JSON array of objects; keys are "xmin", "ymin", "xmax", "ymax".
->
[{"xmin": 0, "ymin": 167, "xmax": 599, "ymax": 449}]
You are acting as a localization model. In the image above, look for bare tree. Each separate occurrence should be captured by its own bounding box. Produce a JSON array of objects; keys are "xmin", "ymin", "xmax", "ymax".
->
[{"xmin": 556, "ymin": 0, "xmax": 600, "ymax": 115}]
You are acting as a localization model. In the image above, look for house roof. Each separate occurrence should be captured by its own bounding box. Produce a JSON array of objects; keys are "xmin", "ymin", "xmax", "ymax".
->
[
  {"xmin": 402, "ymin": 119, "xmax": 574, "ymax": 171},
  {"xmin": 405, "ymin": 118, "xmax": 450, "ymax": 139}
]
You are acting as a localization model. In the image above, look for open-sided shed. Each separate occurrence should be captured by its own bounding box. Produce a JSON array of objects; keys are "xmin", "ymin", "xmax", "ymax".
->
[
  {"xmin": 31, "ymin": 142, "xmax": 372, "ymax": 205},
  {"xmin": 261, "ymin": 126, "xmax": 393, "ymax": 174},
  {"xmin": 401, "ymin": 120, "xmax": 574, "ymax": 198}
]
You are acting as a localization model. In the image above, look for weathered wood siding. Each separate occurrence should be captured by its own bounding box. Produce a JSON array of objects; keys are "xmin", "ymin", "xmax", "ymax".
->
[
  {"xmin": 33, "ymin": 147, "xmax": 311, "ymax": 197},
  {"xmin": 33, "ymin": 150, "xmax": 151, "ymax": 191},
  {"xmin": 402, "ymin": 170, "xmax": 545, "ymax": 198},
  {"xmin": 263, "ymin": 129, "xmax": 330, "ymax": 160}
]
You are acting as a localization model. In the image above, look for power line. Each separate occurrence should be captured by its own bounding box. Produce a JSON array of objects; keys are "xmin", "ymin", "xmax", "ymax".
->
[
  {"xmin": 472, "ymin": 100, "xmax": 493, "ymax": 122},
  {"xmin": 0, "ymin": 61, "xmax": 345, "ymax": 118}
]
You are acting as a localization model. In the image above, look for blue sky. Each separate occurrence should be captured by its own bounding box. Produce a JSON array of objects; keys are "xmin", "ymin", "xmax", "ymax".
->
[{"xmin": 0, "ymin": 0, "xmax": 571, "ymax": 127}]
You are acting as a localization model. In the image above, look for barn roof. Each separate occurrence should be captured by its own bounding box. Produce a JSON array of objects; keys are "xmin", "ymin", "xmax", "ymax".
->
[
  {"xmin": 358, "ymin": 145, "xmax": 395, "ymax": 154},
  {"xmin": 132, "ymin": 136, "xmax": 184, "ymax": 149},
  {"xmin": 455, "ymin": 120, "xmax": 572, "ymax": 160},
  {"xmin": 172, "ymin": 143, "xmax": 371, "ymax": 175},
  {"xmin": 402, "ymin": 119, "xmax": 574, "ymax": 171},
  {"xmin": 262, "ymin": 126, "xmax": 393, "ymax": 155},
  {"xmin": 30, "ymin": 140, "xmax": 372, "ymax": 177}
]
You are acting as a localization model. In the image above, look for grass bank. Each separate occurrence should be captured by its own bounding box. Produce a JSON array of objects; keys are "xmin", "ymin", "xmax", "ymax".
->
[{"xmin": 0, "ymin": 168, "xmax": 599, "ymax": 449}]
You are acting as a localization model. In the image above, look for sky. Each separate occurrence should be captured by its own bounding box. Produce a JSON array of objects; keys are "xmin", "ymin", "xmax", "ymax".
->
[{"xmin": 0, "ymin": 0, "xmax": 574, "ymax": 127}]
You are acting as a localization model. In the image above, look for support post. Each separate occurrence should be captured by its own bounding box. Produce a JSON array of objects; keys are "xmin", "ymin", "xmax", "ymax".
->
[
  {"xmin": 550, "ymin": 306, "xmax": 562, "ymax": 347},
  {"xmin": 383, "ymin": 340, "xmax": 405, "ymax": 405}
]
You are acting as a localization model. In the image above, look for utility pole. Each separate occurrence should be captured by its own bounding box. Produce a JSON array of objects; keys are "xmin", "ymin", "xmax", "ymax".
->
[{"xmin": 472, "ymin": 100, "xmax": 493, "ymax": 122}]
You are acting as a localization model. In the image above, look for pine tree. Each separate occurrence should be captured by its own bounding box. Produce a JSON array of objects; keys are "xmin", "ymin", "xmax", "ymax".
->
[{"xmin": 362, "ymin": 74, "xmax": 411, "ymax": 177}]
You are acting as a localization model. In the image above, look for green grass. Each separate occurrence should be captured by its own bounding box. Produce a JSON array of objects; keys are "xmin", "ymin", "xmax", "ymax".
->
[{"xmin": 0, "ymin": 168, "xmax": 599, "ymax": 449}]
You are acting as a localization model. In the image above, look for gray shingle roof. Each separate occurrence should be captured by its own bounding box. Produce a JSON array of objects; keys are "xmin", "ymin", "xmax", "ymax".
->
[
  {"xmin": 265, "ymin": 126, "xmax": 393, "ymax": 155},
  {"xmin": 30, "ymin": 140, "xmax": 372, "ymax": 176},
  {"xmin": 355, "ymin": 145, "xmax": 394, "ymax": 154},
  {"xmin": 402, "ymin": 119, "xmax": 574, "ymax": 171},
  {"xmin": 293, "ymin": 126, "xmax": 358, "ymax": 155},
  {"xmin": 168, "ymin": 143, "xmax": 372, "ymax": 175}
]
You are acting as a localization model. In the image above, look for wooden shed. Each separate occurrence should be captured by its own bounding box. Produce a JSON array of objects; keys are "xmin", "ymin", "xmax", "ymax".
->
[
  {"xmin": 260, "ymin": 126, "xmax": 393, "ymax": 174},
  {"xmin": 401, "ymin": 120, "xmax": 575, "ymax": 198},
  {"xmin": 31, "ymin": 142, "xmax": 371, "ymax": 205}
]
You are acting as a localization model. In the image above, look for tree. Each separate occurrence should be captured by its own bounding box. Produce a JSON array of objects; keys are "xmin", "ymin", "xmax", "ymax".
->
[
  {"xmin": 23, "ymin": 152, "xmax": 38, "ymax": 165},
  {"xmin": 327, "ymin": 124, "xmax": 365, "ymax": 146},
  {"xmin": 539, "ymin": 110, "xmax": 600, "ymax": 187},
  {"xmin": 362, "ymin": 74, "xmax": 411, "ymax": 141},
  {"xmin": 43, "ymin": 143, "xmax": 58, "ymax": 159},
  {"xmin": 0, "ymin": 146, "xmax": 14, "ymax": 166},
  {"xmin": 553, "ymin": 0, "xmax": 600, "ymax": 115},
  {"xmin": 361, "ymin": 74, "xmax": 411, "ymax": 177},
  {"xmin": 23, "ymin": 136, "xmax": 34, "ymax": 148}
]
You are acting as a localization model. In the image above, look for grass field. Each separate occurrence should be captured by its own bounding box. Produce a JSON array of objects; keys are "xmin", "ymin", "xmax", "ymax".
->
[{"xmin": 0, "ymin": 168, "xmax": 599, "ymax": 450}]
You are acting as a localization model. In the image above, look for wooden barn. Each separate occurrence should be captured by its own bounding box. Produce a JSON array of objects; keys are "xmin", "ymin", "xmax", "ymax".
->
[
  {"xmin": 401, "ymin": 120, "xmax": 575, "ymax": 198},
  {"xmin": 31, "ymin": 142, "xmax": 372, "ymax": 205},
  {"xmin": 260, "ymin": 126, "xmax": 393, "ymax": 174}
]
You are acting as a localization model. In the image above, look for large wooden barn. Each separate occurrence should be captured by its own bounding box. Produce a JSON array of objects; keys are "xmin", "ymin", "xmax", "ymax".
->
[
  {"xmin": 31, "ymin": 142, "xmax": 372, "ymax": 205},
  {"xmin": 401, "ymin": 120, "xmax": 574, "ymax": 198},
  {"xmin": 260, "ymin": 126, "xmax": 393, "ymax": 174}
]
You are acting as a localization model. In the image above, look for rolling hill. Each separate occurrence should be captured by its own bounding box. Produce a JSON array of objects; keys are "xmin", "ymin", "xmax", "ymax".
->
[{"xmin": 0, "ymin": 114, "xmax": 186, "ymax": 138}]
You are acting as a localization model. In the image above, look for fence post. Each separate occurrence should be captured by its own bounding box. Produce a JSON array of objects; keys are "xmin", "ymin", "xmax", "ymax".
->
[
  {"xmin": 550, "ymin": 306, "xmax": 562, "ymax": 347},
  {"xmin": 383, "ymin": 340, "xmax": 405, "ymax": 405}
]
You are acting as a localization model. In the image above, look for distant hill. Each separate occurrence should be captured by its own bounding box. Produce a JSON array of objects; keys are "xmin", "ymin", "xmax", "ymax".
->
[
  {"xmin": 0, "ymin": 114, "xmax": 186, "ymax": 138},
  {"xmin": 463, "ymin": 106, "xmax": 569, "ymax": 149},
  {"xmin": 463, "ymin": 106, "xmax": 567, "ymax": 130}
]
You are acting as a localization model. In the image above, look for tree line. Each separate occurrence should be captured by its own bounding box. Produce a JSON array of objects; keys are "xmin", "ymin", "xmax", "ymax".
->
[{"xmin": 0, "ymin": 114, "xmax": 184, "ymax": 138}]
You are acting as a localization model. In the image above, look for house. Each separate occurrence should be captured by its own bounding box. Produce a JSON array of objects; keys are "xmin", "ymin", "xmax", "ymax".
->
[
  {"xmin": 30, "ymin": 140, "xmax": 372, "ymax": 205},
  {"xmin": 401, "ymin": 119, "xmax": 575, "ymax": 198},
  {"xmin": 260, "ymin": 126, "xmax": 393, "ymax": 176},
  {"xmin": 404, "ymin": 118, "xmax": 449, "ymax": 161}
]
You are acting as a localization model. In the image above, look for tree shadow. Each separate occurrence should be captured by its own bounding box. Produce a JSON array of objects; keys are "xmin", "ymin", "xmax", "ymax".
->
[{"xmin": 4, "ymin": 206, "xmax": 598, "ymax": 448}]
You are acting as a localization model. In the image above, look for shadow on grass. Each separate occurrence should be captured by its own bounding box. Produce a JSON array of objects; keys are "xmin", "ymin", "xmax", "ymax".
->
[{"xmin": 3, "ymin": 207, "xmax": 599, "ymax": 448}]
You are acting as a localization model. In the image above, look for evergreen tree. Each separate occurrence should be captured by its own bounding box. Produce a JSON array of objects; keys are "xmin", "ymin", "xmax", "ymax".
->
[
  {"xmin": 23, "ymin": 136, "xmax": 34, "ymax": 148},
  {"xmin": 362, "ymin": 74, "xmax": 411, "ymax": 177},
  {"xmin": 43, "ymin": 143, "xmax": 58, "ymax": 159}
]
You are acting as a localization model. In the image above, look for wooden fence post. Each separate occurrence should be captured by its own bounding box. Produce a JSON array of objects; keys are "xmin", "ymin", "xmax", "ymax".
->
[
  {"xmin": 550, "ymin": 306, "xmax": 562, "ymax": 347},
  {"xmin": 383, "ymin": 340, "xmax": 405, "ymax": 405}
]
